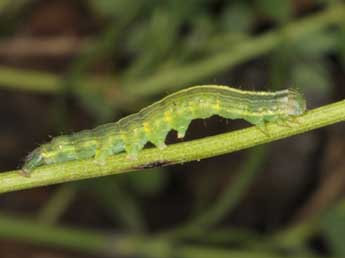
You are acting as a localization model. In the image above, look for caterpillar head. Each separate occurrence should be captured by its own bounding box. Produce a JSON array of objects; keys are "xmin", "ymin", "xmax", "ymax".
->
[{"xmin": 287, "ymin": 89, "xmax": 306, "ymax": 116}]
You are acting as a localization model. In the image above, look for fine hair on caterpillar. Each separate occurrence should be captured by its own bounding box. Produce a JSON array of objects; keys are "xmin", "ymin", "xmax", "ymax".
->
[{"xmin": 22, "ymin": 85, "xmax": 306, "ymax": 175}]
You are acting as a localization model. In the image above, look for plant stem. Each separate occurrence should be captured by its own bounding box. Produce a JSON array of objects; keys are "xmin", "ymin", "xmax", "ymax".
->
[
  {"xmin": 0, "ymin": 66, "xmax": 117, "ymax": 95},
  {"xmin": 0, "ymin": 66, "xmax": 60, "ymax": 93},
  {"xmin": 37, "ymin": 184, "xmax": 77, "ymax": 224},
  {"xmin": 0, "ymin": 99, "xmax": 344, "ymax": 194},
  {"xmin": 0, "ymin": 214, "xmax": 114, "ymax": 256},
  {"xmin": 0, "ymin": 214, "xmax": 329, "ymax": 258}
]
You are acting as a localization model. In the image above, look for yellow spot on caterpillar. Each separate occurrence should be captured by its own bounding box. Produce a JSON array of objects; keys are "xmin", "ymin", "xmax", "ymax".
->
[
  {"xmin": 41, "ymin": 150, "xmax": 55, "ymax": 159},
  {"xmin": 41, "ymin": 151, "xmax": 48, "ymax": 158},
  {"xmin": 143, "ymin": 122, "xmax": 151, "ymax": 134},
  {"xmin": 189, "ymin": 101, "xmax": 195, "ymax": 112},
  {"xmin": 164, "ymin": 111, "xmax": 173, "ymax": 123},
  {"xmin": 214, "ymin": 99, "xmax": 220, "ymax": 111}
]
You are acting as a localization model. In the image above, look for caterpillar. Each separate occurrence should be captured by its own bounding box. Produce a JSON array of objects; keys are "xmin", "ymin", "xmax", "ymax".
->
[{"xmin": 22, "ymin": 85, "xmax": 306, "ymax": 175}]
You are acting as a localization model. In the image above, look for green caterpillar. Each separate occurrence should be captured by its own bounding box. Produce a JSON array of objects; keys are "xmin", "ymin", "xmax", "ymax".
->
[{"xmin": 22, "ymin": 85, "xmax": 306, "ymax": 175}]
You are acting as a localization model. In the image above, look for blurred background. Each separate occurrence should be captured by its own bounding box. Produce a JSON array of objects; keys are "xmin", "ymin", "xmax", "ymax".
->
[{"xmin": 0, "ymin": 0, "xmax": 345, "ymax": 257}]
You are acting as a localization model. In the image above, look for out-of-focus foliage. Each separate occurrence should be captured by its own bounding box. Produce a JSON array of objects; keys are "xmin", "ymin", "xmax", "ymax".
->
[
  {"xmin": 0, "ymin": 0, "xmax": 345, "ymax": 258},
  {"xmin": 77, "ymin": 0, "xmax": 341, "ymax": 118},
  {"xmin": 126, "ymin": 168, "xmax": 168, "ymax": 196},
  {"xmin": 322, "ymin": 202, "xmax": 345, "ymax": 256},
  {"xmin": 256, "ymin": 0, "xmax": 292, "ymax": 22}
]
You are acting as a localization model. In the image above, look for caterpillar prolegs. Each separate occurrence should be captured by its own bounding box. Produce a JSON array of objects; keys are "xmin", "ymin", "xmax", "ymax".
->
[{"xmin": 22, "ymin": 85, "xmax": 306, "ymax": 175}]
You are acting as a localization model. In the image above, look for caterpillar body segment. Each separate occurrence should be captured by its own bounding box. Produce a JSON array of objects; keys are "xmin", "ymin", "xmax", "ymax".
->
[{"xmin": 22, "ymin": 85, "xmax": 306, "ymax": 175}]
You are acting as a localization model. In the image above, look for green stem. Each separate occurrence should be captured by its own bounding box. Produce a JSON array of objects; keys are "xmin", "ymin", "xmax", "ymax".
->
[
  {"xmin": 0, "ymin": 214, "xmax": 114, "ymax": 255},
  {"xmin": 37, "ymin": 184, "xmax": 77, "ymax": 224},
  {"xmin": 0, "ymin": 66, "xmax": 117, "ymax": 95},
  {"xmin": 0, "ymin": 66, "xmax": 60, "ymax": 93},
  {"xmin": 0, "ymin": 99, "xmax": 344, "ymax": 194},
  {"xmin": 0, "ymin": 214, "xmax": 328, "ymax": 258},
  {"xmin": 0, "ymin": 3, "xmax": 344, "ymax": 98}
]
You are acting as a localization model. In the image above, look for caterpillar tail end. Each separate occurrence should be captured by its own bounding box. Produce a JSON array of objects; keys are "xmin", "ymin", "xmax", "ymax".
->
[
  {"xmin": 19, "ymin": 168, "xmax": 31, "ymax": 178},
  {"xmin": 21, "ymin": 147, "xmax": 44, "ymax": 177}
]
